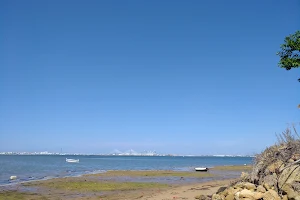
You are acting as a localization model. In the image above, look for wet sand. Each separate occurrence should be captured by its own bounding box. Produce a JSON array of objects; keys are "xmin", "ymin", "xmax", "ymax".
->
[{"xmin": 0, "ymin": 166, "xmax": 250, "ymax": 200}]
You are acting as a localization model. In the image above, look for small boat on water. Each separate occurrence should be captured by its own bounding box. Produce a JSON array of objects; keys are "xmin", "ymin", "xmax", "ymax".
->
[
  {"xmin": 195, "ymin": 167, "xmax": 209, "ymax": 172},
  {"xmin": 66, "ymin": 158, "xmax": 79, "ymax": 163}
]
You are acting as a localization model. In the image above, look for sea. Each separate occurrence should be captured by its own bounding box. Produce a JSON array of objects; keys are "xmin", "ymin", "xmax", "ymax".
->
[{"xmin": 0, "ymin": 155, "xmax": 253, "ymax": 186}]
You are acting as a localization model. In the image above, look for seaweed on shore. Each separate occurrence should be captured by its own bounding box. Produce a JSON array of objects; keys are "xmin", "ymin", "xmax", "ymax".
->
[
  {"xmin": 0, "ymin": 190, "xmax": 49, "ymax": 200},
  {"xmin": 24, "ymin": 180, "xmax": 169, "ymax": 192}
]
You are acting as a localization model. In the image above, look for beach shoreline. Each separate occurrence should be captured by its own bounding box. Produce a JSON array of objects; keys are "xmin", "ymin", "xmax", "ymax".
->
[
  {"xmin": 0, "ymin": 166, "xmax": 250, "ymax": 199},
  {"xmin": 140, "ymin": 179, "xmax": 234, "ymax": 200}
]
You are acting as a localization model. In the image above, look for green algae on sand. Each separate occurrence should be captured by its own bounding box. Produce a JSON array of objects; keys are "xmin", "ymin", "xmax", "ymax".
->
[
  {"xmin": 0, "ymin": 191, "xmax": 49, "ymax": 200},
  {"xmin": 88, "ymin": 170, "xmax": 215, "ymax": 178},
  {"xmin": 24, "ymin": 180, "xmax": 169, "ymax": 192}
]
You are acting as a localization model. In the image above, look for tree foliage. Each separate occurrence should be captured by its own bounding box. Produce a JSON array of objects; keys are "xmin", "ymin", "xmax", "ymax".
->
[{"xmin": 277, "ymin": 30, "xmax": 300, "ymax": 81}]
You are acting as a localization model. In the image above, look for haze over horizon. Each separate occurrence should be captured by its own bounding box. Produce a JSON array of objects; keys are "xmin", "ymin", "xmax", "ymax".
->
[{"xmin": 1, "ymin": 0, "xmax": 299, "ymax": 155}]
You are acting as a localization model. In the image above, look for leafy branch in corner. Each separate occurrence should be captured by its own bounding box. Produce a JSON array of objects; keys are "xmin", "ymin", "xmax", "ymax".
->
[{"xmin": 277, "ymin": 30, "xmax": 300, "ymax": 82}]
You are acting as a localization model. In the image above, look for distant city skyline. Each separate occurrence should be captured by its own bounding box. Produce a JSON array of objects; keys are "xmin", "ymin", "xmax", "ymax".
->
[
  {"xmin": 0, "ymin": 149, "xmax": 254, "ymax": 157},
  {"xmin": 1, "ymin": 0, "xmax": 299, "ymax": 155}
]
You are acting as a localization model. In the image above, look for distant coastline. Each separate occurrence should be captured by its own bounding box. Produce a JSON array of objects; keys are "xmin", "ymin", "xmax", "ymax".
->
[{"xmin": 0, "ymin": 151, "xmax": 255, "ymax": 157}]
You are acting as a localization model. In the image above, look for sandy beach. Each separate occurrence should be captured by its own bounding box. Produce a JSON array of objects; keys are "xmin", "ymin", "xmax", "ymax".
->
[
  {"xmin": 139, "ymin": 179, "xmax": 233, "ymax": 200},
  {"xmin": 0, "ymin": 179, "xmax": 232, "ymax": 200},
  {"xmin": 0, "ymin": 166, "xmax": 250, "ymax": 200}
]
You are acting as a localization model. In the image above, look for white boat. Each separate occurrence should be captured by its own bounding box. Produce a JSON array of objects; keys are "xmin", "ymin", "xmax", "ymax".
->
[
  {"xmin": 66, "ymin": 158, "xmax": 79, "ymax": 163},
  {"xmin": 195, "ymin": 167, "xmax": 208, "ymax": 172}
]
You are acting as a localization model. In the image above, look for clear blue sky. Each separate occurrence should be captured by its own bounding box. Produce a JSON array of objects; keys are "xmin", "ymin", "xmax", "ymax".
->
[{"xmin": 0, "ymin": 0, "xmax": 299, "ymax": 155}]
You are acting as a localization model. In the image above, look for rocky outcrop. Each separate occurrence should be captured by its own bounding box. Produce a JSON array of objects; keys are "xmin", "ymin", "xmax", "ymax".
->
[
  {"xmin": 213, "ymin": 180, "xmax": 275, "ymax": 200},
  {"xmin": 209, "ymin": 159, "xmax": 300, "ymax": 200},
  {"xmin": 200, "ymin": 127, "xmax": 300, "ymax": 200},
  {"xmin": 205, "ymin": 179, "xmax": 285, "ymax": 200}
]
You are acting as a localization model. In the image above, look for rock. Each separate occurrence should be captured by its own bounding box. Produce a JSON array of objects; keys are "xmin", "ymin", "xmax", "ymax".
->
[
  {"xmin": 217, "ymin": 186, "xmax": 228, "ymax": 194},
  {"xmin": 291, "ymin": 181, "xmax": 300, "ymax": 192},
  {"xmin": 228, "ymin": 187, "xmax": 241, "ymax": 194},
  {"xmin": 263, "ymin": 174, "xmax": 277, "ymax": 188},
  {"xmin": 234, "ymin": 191, "xmax": 240, "ymax": 200},
  {"xmin": 9, "ymin": 176, "xmax": 17, "ymax": 180},
  {"xmin": 250, "ymin": 160, "xmax": 264, "ymax": 183},
  {"xmin": 240, "ymin": 172, "xmax": 250, "ymax": 181},
  {"xmin": 263, "ymin": 183, "xmax": 271, "ymax": 190},
  {"xmin": 291, "ymin": 153, "xmax": 300, "ymax": 161},
  {"xmin": 238, "ymin": 189, "xmax": 255, "ymax": 199},
  {"xmin": 278, "ymin": 165, "xmax": 300, "ymax": 199},
  {"xmin": 252, "ymin": 192, "xmax": 263, "ymax": 199},
  {"xmin": 225, "ymin": 193, "xmax": 235, "ymax": 200},
  {"xmin": 262, "ymin": 189, "xmax": 281, "ymax": 200},
  {"xmin": 212, "ymin": 193, "xmax": 225, "ymax": 200},
  {"xmin": 282, "ymin": 195, "xmax": 288, "ymax": 200},
  {"xmin": 233, "ymin": 183, "xmax": 242, "ymax": 189},
  {"xmin": 256, "ymin": 185, "xmax": 266, "ymax": 193},
  {"xmin": 266, "ymin": 160, "xmax": 284, "ymax": 173},
  {"xmin": 211, "ymin": 139, "xmax": 300, "ymax": 200},
  {"xmin": 243, "ymin": 183, "xmax": 256, "ymax": 191},
  {"xmin": 195, "ymin": 194, "xmax": 211, "ymax": 200},
  {"xmin": 281, "ymin": 183, "xmax": 300, "ymax": 200},
  {"xmin": 278, "ymin": 165, "xmax": 300, "ymax": 188},
  {"xmin": 219, "ymin": 189, "xmax": 228, "ymax": 197}
]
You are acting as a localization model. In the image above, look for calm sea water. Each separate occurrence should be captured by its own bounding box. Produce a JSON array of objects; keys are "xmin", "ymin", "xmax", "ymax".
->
[{"xmin": 0, "ymin": 155, "xmax": 253, "ymax": 186}]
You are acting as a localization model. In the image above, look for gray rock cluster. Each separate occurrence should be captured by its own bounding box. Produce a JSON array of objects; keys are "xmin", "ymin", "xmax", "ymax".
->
[
  {"xmin": 211, "ymin": 177, "xmax": 290, "ymax": 200},
  {"xmin": 199, "ymin": 127, "xmax": 300, "ymax": 200},
  {"xmin": 198, "ymin": 165, "xmax": 300, "ymax": 200}
]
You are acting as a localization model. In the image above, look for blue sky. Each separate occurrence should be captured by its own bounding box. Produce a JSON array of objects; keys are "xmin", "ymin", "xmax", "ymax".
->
[{"xmin": 0, "ymin": 0, "xmax": 299, "ymax": 155}]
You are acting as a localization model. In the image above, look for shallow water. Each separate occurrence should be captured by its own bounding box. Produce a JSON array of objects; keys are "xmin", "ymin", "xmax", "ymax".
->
[{"xmin": 0, "ymin": 155, "xmax": 253, "ymax": 186}]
